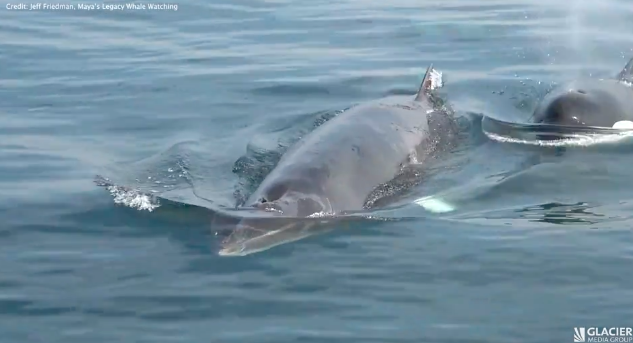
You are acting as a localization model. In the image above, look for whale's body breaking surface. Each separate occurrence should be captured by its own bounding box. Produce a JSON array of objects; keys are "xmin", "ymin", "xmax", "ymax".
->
[
  {"xmin": 219, "ymin": 65, "xmax": 460, "ymax": 256},
  {"xmin": 531, "ymin": 57, "xmax": 633, "ymax": 129}
]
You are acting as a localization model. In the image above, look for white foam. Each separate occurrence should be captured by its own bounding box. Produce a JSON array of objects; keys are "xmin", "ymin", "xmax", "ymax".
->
[
  {"xmin": 106, "ymin": 185, "xmax": 160, "ymax": 212},
  {"xmin": 428, "ymin": 68, "xmax": 443, "ymax": 90},
  {"xmin": 484, "ymin": 131, "xmax": 633, "ymax": 147}
]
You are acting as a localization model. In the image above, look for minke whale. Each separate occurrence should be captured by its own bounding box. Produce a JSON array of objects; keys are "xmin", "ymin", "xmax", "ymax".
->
[
  {"xmin": 219, "ymin": 65, "xmax": 459, "ymax": 256},
  {"xmin": 531, "ymin": 57, "xmax": 633, "ymax": 129}
]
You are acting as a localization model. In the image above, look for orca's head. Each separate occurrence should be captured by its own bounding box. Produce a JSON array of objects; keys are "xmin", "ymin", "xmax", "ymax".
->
[{"xmin": 532, "ymin": 79, "xmax": 633, "ymax": 128}]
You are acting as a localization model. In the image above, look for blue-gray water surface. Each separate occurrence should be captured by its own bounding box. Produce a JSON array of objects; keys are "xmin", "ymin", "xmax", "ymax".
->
[{"xmin": 2, "ymin": 1, "xmax": 633, "ymax": 342}]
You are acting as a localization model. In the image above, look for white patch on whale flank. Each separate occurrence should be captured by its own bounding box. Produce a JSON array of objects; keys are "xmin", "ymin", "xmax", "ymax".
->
[
  {"xmin": 613, "ymin": 120, "xmax": 633, "ymax": 129},
  {"xmin": 413, "ymin": 196, "xmax": 455, "ymax": 213}
]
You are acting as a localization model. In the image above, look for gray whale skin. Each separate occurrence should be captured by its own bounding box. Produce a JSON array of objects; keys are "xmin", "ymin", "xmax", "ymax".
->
[{"xmin": 220, "ymin": 65, "xmax": 457, "ymax": 256}]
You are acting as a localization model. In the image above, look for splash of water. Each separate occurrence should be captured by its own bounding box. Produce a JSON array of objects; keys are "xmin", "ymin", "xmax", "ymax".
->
[
  {"xmin": 485, "ymin": 131, "xmax": 633, "ymax": 147},
  {"xmin": 567, "ymin": 0, "xmax": 587, "ymax": 62}
]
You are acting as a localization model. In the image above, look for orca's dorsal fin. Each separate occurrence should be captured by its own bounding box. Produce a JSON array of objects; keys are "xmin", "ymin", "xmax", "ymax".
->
[
  {"xmin": 616, "ymin": 57, "xmax": 633, "ymax": 83},
  {"xmin": 415, "ymin": 64, "xmax": 443, "ymax": 101}
]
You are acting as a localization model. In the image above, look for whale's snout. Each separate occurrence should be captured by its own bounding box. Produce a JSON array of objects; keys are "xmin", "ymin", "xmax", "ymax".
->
[
  {"xmin": 218, "ymin": 217, "xmax": 316, "ymax": 257},
  {"xmin": 218, "ymin": 218, "xmax": 287, "ymax": 256}
]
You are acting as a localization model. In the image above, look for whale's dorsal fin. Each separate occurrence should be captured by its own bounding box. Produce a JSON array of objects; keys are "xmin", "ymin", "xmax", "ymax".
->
[
  {"xmin": 616, "ymin": 57, "xmax": 633, "ymax": 83},
  {"xmin": 415, "ymin": 64, "xmax": 443, "ymax": 101}
]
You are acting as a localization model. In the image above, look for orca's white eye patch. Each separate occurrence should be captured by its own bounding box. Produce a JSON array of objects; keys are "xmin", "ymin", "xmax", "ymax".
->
[{"xmin": 613, "ymin": 120, "xmax": 633, "ymax": 129}]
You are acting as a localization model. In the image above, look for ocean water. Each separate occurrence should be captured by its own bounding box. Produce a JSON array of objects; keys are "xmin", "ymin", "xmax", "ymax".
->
[{"xmin": 2, "ymin": 0, "xmax": 633, "ymax": 342}]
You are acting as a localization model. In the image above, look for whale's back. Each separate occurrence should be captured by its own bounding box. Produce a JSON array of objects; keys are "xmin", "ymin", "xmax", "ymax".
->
[{"xmin": 250, "ymin": 96, "xmax": 435, "ymax": 211}]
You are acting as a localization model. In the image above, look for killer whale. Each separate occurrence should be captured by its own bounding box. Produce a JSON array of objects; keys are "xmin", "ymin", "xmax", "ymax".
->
[{"xmin": 531, "ymin": 57, "xmax": 633, "ymax": 129}]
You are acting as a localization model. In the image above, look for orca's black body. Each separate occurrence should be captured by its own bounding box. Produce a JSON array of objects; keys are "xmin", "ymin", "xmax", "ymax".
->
[{"xmin": 531, "ymin": 57, "xmax": 633, "ymax": 129}]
